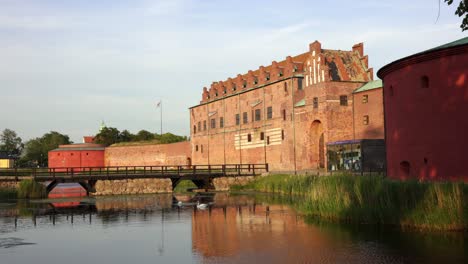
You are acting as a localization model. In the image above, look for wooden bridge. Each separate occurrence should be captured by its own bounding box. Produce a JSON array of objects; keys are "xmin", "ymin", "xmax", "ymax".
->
[{"xmin": 0, "ymin": 164, "xmax": 269, "ymax": 194}]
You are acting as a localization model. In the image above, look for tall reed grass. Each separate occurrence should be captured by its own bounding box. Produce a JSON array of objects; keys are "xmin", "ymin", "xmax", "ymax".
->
[
  {"xmin": 237, "ymin": 174, "xmax": 467, "ymax": 231},
  {"xmin": 17, "ymin": 179, "xmax": 47, "ymax": 199}
]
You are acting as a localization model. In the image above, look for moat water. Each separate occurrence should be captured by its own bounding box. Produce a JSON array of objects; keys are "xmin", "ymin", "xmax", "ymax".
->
[{"xmin": 0, "ymin": 193, "xmax": 466, "ymax": 264}]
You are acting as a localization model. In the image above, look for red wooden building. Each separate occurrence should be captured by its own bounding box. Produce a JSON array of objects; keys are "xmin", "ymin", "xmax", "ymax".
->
[
  {"xmin": 48, "ymin": 143, "xmax": 105, "ymax": 170},
  {"xmin": 377, "ymin": 37, "xmax": 468, "ymax": 181}
]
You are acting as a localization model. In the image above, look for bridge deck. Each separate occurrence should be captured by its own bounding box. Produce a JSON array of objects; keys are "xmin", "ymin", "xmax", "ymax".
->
[{"xmin": 0, "ymin": 164, "xmax": 268, "ymax": 182}]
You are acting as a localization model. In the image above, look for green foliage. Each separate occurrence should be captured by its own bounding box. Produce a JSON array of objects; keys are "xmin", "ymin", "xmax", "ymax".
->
[
  {"xmin": 96, "ymin": 127, "xmax": 187, "ymax": 146},
  {"xmin": 134, "ymin": 130, "xmax": 155, "ymax": 141},
  {"xmin": 17, "ymin": 179, "xmax": 47, "ymax": 199},
  {"xmin": 236, "ymin": 174, "xmax": 468, "ymax": 231},
  {"xmin": 94, "ymin": 127, "xmax": 121, "ymax": 146},
  {"xmin": 173, "ymin": 180, "xmax": 197, "ymax": 193},
  {"xmin": 0, "ymin": 129, "xmax": 23, "ymax": 157},
  {"xmin": 155, "ymin": 133, "xmax": 187, "ymax": 144},
  {"xmin": 446, "ymin": 0, "xmax": 468, "ymax": 31},
  {"xmin": 19, "ymin": 131, "xmax": 71, "ymax": 167},
  {"xmin": 0, "ymin": 187, "xmax": 17, "ymax": 200}
]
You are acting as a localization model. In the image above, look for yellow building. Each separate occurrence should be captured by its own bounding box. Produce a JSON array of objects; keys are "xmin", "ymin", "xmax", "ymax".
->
[{"xmin": 0, "ymin": 152, "xmax": 14, "ymax": 168}]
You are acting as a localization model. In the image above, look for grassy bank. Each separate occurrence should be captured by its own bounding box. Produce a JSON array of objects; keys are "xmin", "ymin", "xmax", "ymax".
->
[
  {"xmin": 0, "ymin": 187, "xmax": 17, "ymax": 200},
  {"xmin": 17, "ymin": 179, "xmax": 47, "ymax": 199},
  {"xmin": 234, "ymin": 174, "xmax": 468, "ymax": 231}
]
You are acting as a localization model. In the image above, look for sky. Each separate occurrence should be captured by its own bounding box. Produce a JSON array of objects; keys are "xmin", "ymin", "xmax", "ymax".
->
[{"xmin": 0, "ymin": 0, "xmax": 466, "ymax": 143}]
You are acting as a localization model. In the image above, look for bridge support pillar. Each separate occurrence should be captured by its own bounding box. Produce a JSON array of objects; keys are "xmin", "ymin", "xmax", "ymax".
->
[
  {"xmin": 78, "ymin": 180, "xmax": 97, "ymax": 196},
  {"xmin": 46, "ymin": 180, "xmax": 59, "ymax": 194}
]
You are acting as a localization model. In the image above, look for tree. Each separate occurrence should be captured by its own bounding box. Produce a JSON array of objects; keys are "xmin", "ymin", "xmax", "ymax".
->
[
  {"xmin": 446, "ymin": 0, "xmax": 468, "ymax": 31},
  {"xmin": 119, "ymin": 129, "xmax": 133, "ymax": 142},
  {"xmin": 94, "ymin": 127, "xmax": 121, "ymax": 146},
  {"xmin": 155, "ymin": 133, "xmax": 188, "ymax": 144},
  {"xmin": 20, "ymin": 131, "xmax": 71, "ymax": 167},
  {"xmin": 133, "ymin": 130, "xmax": 155, "ymax": 141},
  {"xmin": 0, "ymin": 129, "xmax": 23, "ymax": 157}
]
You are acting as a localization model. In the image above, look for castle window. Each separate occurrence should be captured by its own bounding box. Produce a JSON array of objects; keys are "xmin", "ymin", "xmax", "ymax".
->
[
  {"xmin": 293, "ymin": 65, "xmax": 298, "ymax": 72},
  {"xmin": 235, "ymin": 114, "xmax": 240, "ymax": 125},
  {"xmin": 313, "ymin": 97, "xmax": 318, "ymax": 109},
  {"xmin": 267, "ymin": 136, "xmax": 270, "ymax": 145},
  {"xmin": 220, "ymin": 117, "xmax": 224, "ymax": 128},
  {"xmin": 284, "ymin": 82, "xmax": 288, "ymax": 92},
  {"xmin": 193, "ymin": 125, "xmax": 197, "ymax": 134},
  {"xmin": 247, "ymin": 134, "xmax": 252, "ymax": 142},
  {"xmin": 255, "ymin": 109, "xmax": 261, "ymax": 121},
  {"xmin": 282, "ymin": 109, "xmax": 286, "ymax": 121},
  {"xmin": 243, "ymin": 112, "xmax": 248, "ymax": 124},
  {"xmin": 362, "ymin": 95, "xmax": 368, "ymax": 104},
  {"xmin": 232, "ymin": 84, "xmax": 237, "ymax": 91},
  {"xmin": 243, "ymin": 81, "xmax": 247, "ymax": 88},
  {"xmin": 278, "ymin": 71, "xmax": 283, "ymax": 77},
  {"xmin": 203, "ymin": 120, "xmax": 207, "ymax": 131},
  {"xmin": 223, "ymin": 88, "xmax": 227, "ymax": 94},
  {"xmin": 254, "ymin": 78, "xmax": 258, "ymax": 85},
  {"xmin": 195, "ymin": 145, "xmax": 198, "ymax": 151},
  {"xmin": 210, "ymin": 118, "xmax": 216, "ymax": 129},
  {"xmin": 260, "ymin": 132, "xmax": 265, "ymax": 140},
  {"xmin": 363, "ymin": 115, "xmax": 369, "ymax": 125},
  {"xmin": 421, "ymin": 75, "xmax": 429, "ymax": 88},
  {"xmin": 198, "ymin": 121, "xmax": 201, "ymax": 132},
  {"xmin": 267, "ymin": 106, "xmax": 272, "ymax": 119},
  {"xmin": 266, "ymin": 74, "xmax": 270, "ymax": 81},
  {"xmin": 281, "ymin": 130, "xmax": 285, "ymax": 140},
  {"xmin": 340, "ymin": 95, "xmax": 348, "ymax": 106},
  {"xmin": 297, "ymin": 79, "xmax": 303, "ymax": 90}
]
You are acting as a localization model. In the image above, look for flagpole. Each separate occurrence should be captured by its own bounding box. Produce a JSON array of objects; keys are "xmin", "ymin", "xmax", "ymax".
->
[{"xmin": 160, "ymin": 101, "xmax": 163, "ymax": 135}]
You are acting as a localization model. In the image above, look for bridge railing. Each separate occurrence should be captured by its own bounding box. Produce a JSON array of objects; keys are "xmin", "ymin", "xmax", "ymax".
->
[{"xmin": 0, "ymin": 163, "xmax": 269, "ymax": 181}]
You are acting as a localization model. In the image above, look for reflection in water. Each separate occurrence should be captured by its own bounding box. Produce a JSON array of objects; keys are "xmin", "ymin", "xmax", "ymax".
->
[{"xmin": 0, "ymin": 193, "xmax": 466, "ymax": 264}]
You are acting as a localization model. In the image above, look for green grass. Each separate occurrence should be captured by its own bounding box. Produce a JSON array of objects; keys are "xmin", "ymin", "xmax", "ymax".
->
[
  {"xmin": 234, "ymin": 174, "xmax": 468, "ymax": 231},
  {"xmin": 17, "ymin": 179, "xmax": 47, "ymax": 199},
  {"xmin": 173, "ymin": 180, "xmax": 197, "ymax": 193},
  {"xmin": 0, "ymin": 187, "xmax": 17, "ymax": 200}
]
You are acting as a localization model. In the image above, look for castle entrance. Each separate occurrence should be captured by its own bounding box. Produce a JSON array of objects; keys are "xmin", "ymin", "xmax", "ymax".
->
[{"xmin": 310, "ymin": 120, "xmax": 325, "ymax": 169}]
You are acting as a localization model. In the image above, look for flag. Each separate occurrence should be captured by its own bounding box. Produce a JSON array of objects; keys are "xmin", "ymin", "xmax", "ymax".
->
[{"xmin": 156, "ymin": 101, "xmax": 161, "ymax": 108}]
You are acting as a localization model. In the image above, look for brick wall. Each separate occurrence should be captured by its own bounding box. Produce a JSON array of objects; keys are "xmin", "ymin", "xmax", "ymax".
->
[
  {"xmin": 353, "ymin": 88, "xmax": 384, "ymax": 139},
  {"xmin": 105, "ymin": 141, "xmax": 191, "ymax": 166}
]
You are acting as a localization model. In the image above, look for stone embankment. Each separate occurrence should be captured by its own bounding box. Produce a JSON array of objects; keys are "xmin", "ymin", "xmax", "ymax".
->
[
  {"xmin": 0, "ymin": 181, "xmax": 19, "ymax": 189},
  {"xmin": 93, "ymin": 179, "xmax": 172, "ymax": 196},
  {"xmin": 212, "ymin": 176, "xmax": 255, "ymax": 191}
]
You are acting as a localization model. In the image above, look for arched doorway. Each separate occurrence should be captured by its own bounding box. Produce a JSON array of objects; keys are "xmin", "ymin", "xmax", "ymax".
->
[{"xmin": 310, "ymin": 120, "xmax": 325, "ymax": 169}]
